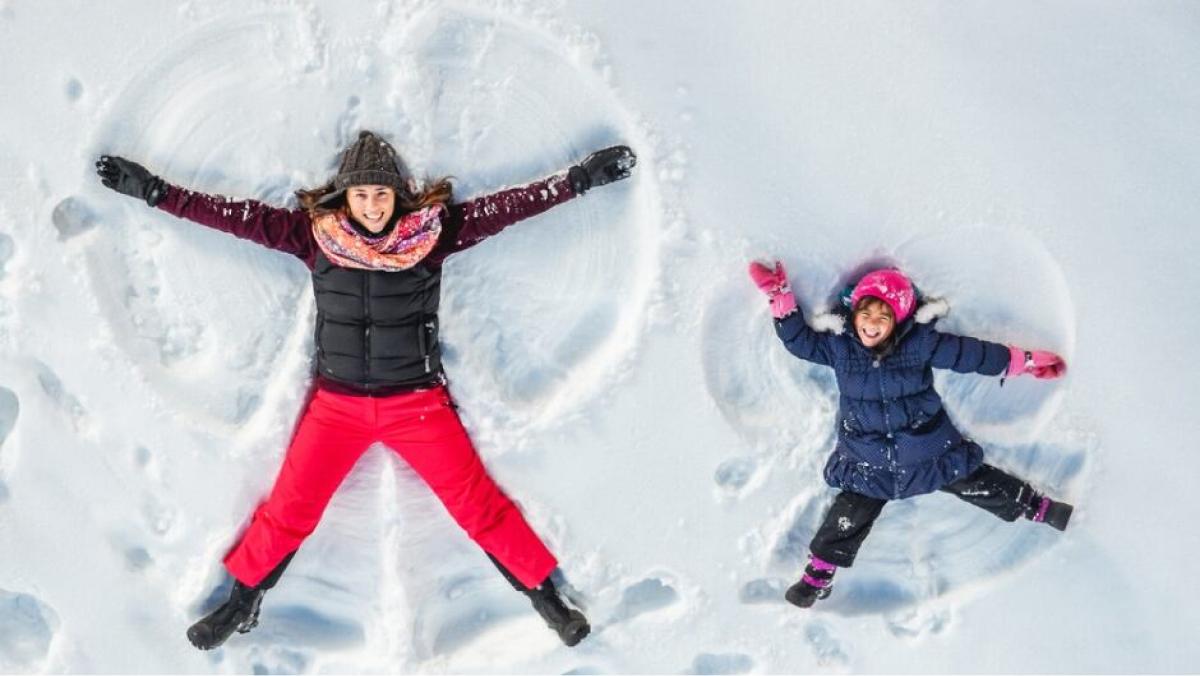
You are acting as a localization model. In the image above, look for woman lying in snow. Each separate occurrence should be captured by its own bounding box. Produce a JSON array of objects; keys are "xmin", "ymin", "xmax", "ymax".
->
[
  {"xmin": 748, "ymin": 263, "xmax": 1072, "ymax": 608},
  {"xmin": 96, "ymin": 131, "xmax": 636, "ymax": 649}
]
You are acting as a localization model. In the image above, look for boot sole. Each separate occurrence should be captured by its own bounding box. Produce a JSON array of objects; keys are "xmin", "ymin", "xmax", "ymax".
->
[
  {"xmin": 187, "ymin": 624, "xmax": 220, "ymax": 651},
  {"xmin": 560, "ymin": 611, "xmax": 590, "ymax": 647},
  {"xmin": 785, "ymin": 584, "xmax": 830, "ymax": 608},
  {"xmin": 562, "ymin": 619, "xmax": 590, "ymax": 647},
  {"xmin": 1046, "ymin": 502, "xmax": 1073, "ymax": 531}
]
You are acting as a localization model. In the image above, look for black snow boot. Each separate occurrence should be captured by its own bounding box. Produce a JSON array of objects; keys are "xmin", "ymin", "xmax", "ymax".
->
[
  {"xmin": 785, "ymin": 555, "xmax": 836, "ymax": 608},
  {"xmin": 186, "ymin": 581, "xmax": 265, "ymax": 650},
  {"xmin": 526, "ymin": 579, "xmax": 590, "ymax": 647},
  {"xmin": 487, "ymin": 554, "xmax": 589, "ymax": 647},
  {"xmin": 1026, "ymin": 496, "xmax": 1074, "ymax": 531}
]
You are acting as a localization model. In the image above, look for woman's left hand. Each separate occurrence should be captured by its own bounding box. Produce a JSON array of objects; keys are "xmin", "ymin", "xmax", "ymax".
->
[{"xmin": 569, "ymin": 145, "xmax": 636, "ymax": 194}]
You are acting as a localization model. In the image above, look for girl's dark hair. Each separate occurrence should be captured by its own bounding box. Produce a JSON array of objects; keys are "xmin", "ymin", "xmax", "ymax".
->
[
  {"xmin": 852, "ymin": 295, "xmax": 894, "ymax": 317},
  {"xmin": 294, "ymin": 177, "xmax": 455, "ymax": 216}
]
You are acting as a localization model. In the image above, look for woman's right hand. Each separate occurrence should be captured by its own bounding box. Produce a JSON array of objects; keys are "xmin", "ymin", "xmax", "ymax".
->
[{"xmin": 96, "ymin": 155, "xmax": 167, "ymax": 206}]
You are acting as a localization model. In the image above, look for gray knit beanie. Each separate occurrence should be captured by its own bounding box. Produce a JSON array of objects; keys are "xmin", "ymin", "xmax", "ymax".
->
[{"xmin": 317, "ymin": 131, "xmax": 413, "ymax": 205}]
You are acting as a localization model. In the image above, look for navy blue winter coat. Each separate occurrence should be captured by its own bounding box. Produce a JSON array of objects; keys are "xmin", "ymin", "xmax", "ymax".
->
[{"xmin": 775, "ymin": 306, "xmax": 1009, "ymax": 500}]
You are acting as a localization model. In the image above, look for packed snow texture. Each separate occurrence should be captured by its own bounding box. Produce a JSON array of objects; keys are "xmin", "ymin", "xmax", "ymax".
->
[{"xmin": 1, "ymin": 1, "xmax": 1199, "ymax": 673}]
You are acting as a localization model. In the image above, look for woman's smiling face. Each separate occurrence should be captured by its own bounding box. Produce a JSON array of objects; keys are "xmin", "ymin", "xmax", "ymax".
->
[
  {"xmin": 346, "ymin": 184, "xmax": 396, "ymax": 233},
  {"xmin": 853, "ymin": 297, "xmax": 895, "ymax": 348}
]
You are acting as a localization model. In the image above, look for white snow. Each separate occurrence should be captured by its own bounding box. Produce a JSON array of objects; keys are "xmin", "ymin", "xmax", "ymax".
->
[{"xmin": 2, "ymin": 1, "xmax": 1199, "ymax": 673}]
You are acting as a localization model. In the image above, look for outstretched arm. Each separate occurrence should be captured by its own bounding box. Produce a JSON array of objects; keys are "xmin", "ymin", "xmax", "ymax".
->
[
  {"xmin": 431, "ymin": 145, "xmax": 636, "ymax": 261},
  {"xmin": 1003, "ymin": 345, "xmax": 1067, "ymax": 379},
  {"xmin": 927, "ymin": 328, "xmax": 1066, "ymax": 380},
  {"xmin": 96, "ymin": 156, "xmax": 316, "ymax": 265},
  {"xmin": 927, "ymin": 330, "xmax": 1014, "ymax": 376},
  {"xmin": 435, "ymin": 171, "xmax": 577, "ymax": 258},
  {"xmin": 154, "ymin": 185, "xmax": 316, "ymax": 264},
  {"xmin": 750, "ymin": 261, "xmax": 835, "ymax": 367}
]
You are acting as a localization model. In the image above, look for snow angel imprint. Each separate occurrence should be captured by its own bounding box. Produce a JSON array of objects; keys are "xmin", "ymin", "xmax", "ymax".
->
[
  {"xmin": 96, "ymin": 130, "xmax": 637, "ymax": 649},
  {"xmin": 747, "ymin": 262, "xmax": 1072, "ymax": 608}
]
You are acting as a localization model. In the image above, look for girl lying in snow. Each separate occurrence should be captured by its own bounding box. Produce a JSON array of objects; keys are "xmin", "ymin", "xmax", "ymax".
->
[
  {"xmin": 96, "ymin": 131, "xmax": 636, "ymax": 649},
  {"xmin": 748, "ymin": 263, "xmax": 1072, "ymax": 608}
]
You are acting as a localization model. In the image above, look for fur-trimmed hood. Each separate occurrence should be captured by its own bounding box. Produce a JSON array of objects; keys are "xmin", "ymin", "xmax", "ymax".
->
[{"xmin": 807, "ymin": 296, "xmax": 951, "ymax": 335}]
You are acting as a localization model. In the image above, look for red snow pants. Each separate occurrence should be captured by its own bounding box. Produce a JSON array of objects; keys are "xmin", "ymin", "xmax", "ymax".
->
[{"xmin": 223, "ymin": 384, "xmax": 558, "ymax": 589}]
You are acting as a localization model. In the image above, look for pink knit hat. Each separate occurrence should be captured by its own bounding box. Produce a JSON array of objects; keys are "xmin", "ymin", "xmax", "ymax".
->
[{"xmin": 850, "ymin": 269, "xmax": 916, "ymax": 323}]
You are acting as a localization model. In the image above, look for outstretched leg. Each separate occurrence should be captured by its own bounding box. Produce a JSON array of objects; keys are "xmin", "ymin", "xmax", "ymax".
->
[
  {"xmin": 379, "ymin": 387, "xmax": 558, "ymax": 590},
  {"xmin": 788, "ymin": 491, "xmax": 887, "ymax": 608},
  {"xmin": 941, "ymin": 463, "xmax": 1072, "ymax": 530},
  {"xmin": 381, "ymin": 387, "xmax": 577, "ymax": 643},
  {"xmin": 191, "ymin": 389, "xmax": 373, "ymax": 651},
  {"xmin": 224, "ymin": 389, "xmax": 374, "ymax": 587},
  {"xmin": 809, "ymin": 490, "xmax": 888, "ymax": 567}
]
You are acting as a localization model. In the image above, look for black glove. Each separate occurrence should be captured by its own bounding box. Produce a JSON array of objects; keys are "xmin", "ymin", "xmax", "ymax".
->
[
  {"xmin": 568, "ymin": 145, "xmax": 636, "ymax": 194},
  {"xmin": 96, "ymin": 155, "xmax": 167, "ymax": 207}
]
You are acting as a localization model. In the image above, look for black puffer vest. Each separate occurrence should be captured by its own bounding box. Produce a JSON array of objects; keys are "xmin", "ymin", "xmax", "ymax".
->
[{"xmin": 311, "ymin": 250, "xmax": 442, "ymax": 393}]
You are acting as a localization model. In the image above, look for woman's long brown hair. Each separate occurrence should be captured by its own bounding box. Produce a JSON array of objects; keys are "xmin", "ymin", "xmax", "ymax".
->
[{"xmin": 295, "ymin": 177, "xmax": 454, "ymax": 216}]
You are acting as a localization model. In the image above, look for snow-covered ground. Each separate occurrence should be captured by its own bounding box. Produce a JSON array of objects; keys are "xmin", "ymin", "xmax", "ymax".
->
[{"xmin": 2, "ymin": 1, "xmax": 1199, "ymax": 672}]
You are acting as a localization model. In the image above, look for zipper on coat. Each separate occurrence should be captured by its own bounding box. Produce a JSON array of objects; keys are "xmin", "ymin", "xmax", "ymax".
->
[
  {"xmin": 422, "ymin": 320, "xmax": 434, "ymax": 373},
  {"xmin": 876, "ymin": 357, "xmax": 901, "ymax": 498},
  {"xmin": 878, "ymin": 360, "xmax": 894, "ymax": 440},
  {"xmin": 417, "ymin": 319, "xmax": 432, "ymax": 373},
  {"xmin": 362, "ymin": 274, "xmax": 371, "ymax": 379}
]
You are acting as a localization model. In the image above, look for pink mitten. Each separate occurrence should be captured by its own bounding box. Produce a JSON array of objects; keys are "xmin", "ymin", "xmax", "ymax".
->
[
  {"xmin": 1007, "ymin": 346, "xmax": 1067, "ymax": 379},
  {"xmin": 748, "ymin": 261, "xmax": 797, "ymax": 318}
]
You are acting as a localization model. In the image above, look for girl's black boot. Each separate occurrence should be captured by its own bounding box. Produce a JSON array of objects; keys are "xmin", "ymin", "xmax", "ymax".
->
[
  {"xmin": 1026, "ymin": 495, "xmax": 1074, "ymax": 531},
  {"xmin": 785, "ymin": 555, "xmax": 837, "ymax": 608}
]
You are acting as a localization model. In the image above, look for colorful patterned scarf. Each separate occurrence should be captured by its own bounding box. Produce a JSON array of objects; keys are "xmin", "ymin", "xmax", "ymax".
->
[{"xmin": 312, "ymin": 204, "xmax": 445, "ymax": 271}]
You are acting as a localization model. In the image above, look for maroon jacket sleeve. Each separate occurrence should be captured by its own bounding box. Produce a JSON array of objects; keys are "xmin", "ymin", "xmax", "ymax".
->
[
  {"xmin": 427, "ymin": 171, "xmax": 577, "ymax": 265},
  {"xmin": 155, "ymin": 184, "xmax": 317, "ymax": 267}
]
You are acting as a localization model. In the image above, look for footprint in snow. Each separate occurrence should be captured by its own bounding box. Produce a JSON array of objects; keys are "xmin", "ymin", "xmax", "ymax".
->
[
  {"xmin": 0, "ymin": 589, "xmax": 58, "ymax": 673},
  {"xmin": 610, "ymin": 576, "xmax": 680, "ymax": 623},
  {"xmin": 33, "ymin": 362, "xmax": 89, "ymax": 433},
  {"xmin": 688, "ymin": 652, "xmax": 755, "ymax": 675},
  {"xmin": 51, "ymin": 196, "xmax": 99, "ymax": 241},
  {"xmin": 804, "ymin": 621, "xmax": 849, "ymax": 667},
  {"xmin": 713, "ymin": 455, "xmax": 760, "ymax": 499},
  {"xmin": 334, "ymin": 95, "xmax": 361, "ymax": 148},
  {"xmin": 64, "ymin": 77, "xmax": 84, "ymax": 103},
  {"xmin": 737, "ymin": 577, "xmax": 787, "ymax": 605}
]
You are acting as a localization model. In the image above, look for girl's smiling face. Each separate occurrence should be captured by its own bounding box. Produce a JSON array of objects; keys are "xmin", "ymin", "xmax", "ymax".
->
[
  {"xmin": 346, "ymin": 184, "xmax": 396, "ymax": 233},
  {"xmin": 853, "ymin": 297, "xmax": 895, "ymax": 348}
]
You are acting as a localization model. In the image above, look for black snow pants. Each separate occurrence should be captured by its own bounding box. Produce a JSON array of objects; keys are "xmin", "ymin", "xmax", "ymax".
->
[{"xmin": 809, "ymin": 463, "xmax": 1042, "ymax": 567}]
